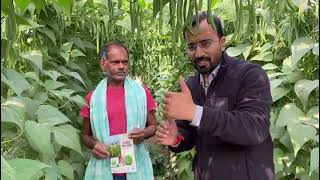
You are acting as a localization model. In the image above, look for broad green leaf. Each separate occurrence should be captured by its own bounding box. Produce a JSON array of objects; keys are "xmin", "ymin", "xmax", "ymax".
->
[
  {"xmin": 16, "ymin": 15, "xmax": 43, "ymax": 29},
  {"xmin": 57, "ymin": 65, "xmax": 71, "ymax": 74},
  {"xmin": 42, "ymin": 70, "xmax": 62, "ymax": 81},
  {"xmin": 15, "ymin": 0, "xmax": 31, "ymax": 15},
  {"xmin": 262, "ymin": 63, "xmax": 279, "ymax": 71},
  {"xmin": 237, "ymin": 43, "xmax": 252, "ymax": 59},
  {"xmin": 20, "ymin": 50, "xmax": 43, "ymax": 70},
  {"xmin": 37, "ymin": 27, "xmax": 56, "ymax": 45},
  {"xmin": 72, "ymin": 163, "xmax": 84, "ymax": 179},
  {"xmin": 292, "ymin": 0, "xmax": 309, "ymax": 11},
  {"xmin": 93, "ymin": 0, "xmax": 108, "ymax": 7},
  {"xmin": 81, "ymin": 40, "xmax": 96, "ymax": 50},
  {"xmin": 276, "ymin": 103, "xmax": 304, "ymax": 127},
  {"xmin": 43, "ymin": 80, "xmax": 66, "ymax": 90},
  {"xmin": 70, "ymin": 49, "xmax": 86, "ymax": 58},
  {"xmin": 20, "ymin": 97, "xmax": 41, "ymax": 120},
  {"xmin": 281, "ymin": 71, "xmax": 304, "ymax": 84},
  {"xmin": 66, "ymin": 80, "xmax": 86, "ymax": 92},
  {"xmin": 153, "ymin": 0, "xmax": 170, "ymax": 17},
  {"xmin": 274, "ymin": 148, "xmax": 284, "ymax": 173},
  {"xmin": 258, "ymin": 42, "xmax": 272, "ymax": 52},
  {"xmin": 70, "ymin": 95, "xmax": 86, "ymax": 108},
  {"xmin": 2, "ymin": 69, "xmax": 31, "ymax": 96},
  {"xmin": 270, "ymin": 110, "xmax": 277, "ymax": 126},
  {"xmin": 68, "ymin": 150, "xmax": 85, "ymax": 163},
  {"xmin": 31, "ymin": 0, "xmax": 47, "ymax": 15},
  {"xmin": 303, "ymin": 106, "xmax": 320, "ymax": 129},
  {"xmin": 61, "ymin": 42, "xmax": 73, "ymax": 52},
  {"xmin": 33, "ymin": 92, "xmax": 48, "ymax": 104},
  {"xmin": 8, "ymin": 158, "xmax": 50, "ymax": 180},
  {"xmin": 291, "ymin": 37, "xmax": 317, "ymax": 68},
  {"xmin": 67, "ymin": 62, "xmax": 86, "ymax": 73},
  {"xmin": 270, "ymin": 79, "xmax": 282, "ymax": 89},
  {"xmin": 310, "ymin": 147, "xmax": 319, "ymax": 175},
  {"xmin": 55, "ymin": 0, "xmax": 72, "ymax": 16},
  {"xmin": 250, "ymin": 51, "xmax": 273, "ymax": 62},
  {"xmin": 44, "ymin": 166, "xmax": 61, "ymax": 180},
  {"xmin": 36, "ymin": 105, "xmax": 71, "ymax": 126},
  {"xmin": 226, "ymin": 47, "xmax": 242, "ymax": 57},
  {"xmin": 279, "ymin": 132, "xmax": 294, "ymax": 152},
  {"xmin": 3, "ymin": 97, "xmax": 26, "ymax": 119},
  {"xmin": 313, "ymin": 43, "xmax": 319, "ymax": 56},
  {"xmin": 53, "ymin": 125, "xmax": 83, "ymax": 156},
  {"xmin": 60, "ymin": 51, "xmax": 70, "ymax": 62},
  {"xmin": 307, "ymin": 106, "xmax": 319, "ymax": 120},
  {"xmin": 1, "ymin": 107, "xmax": 24, "ymax": 129},
  {"xmin": 267, "ymin": 72, "xmax": 286, "ymax": 79},
  {"xmin": 30, "ymin": 170, "xmax": 44, "ymax": 180},
  {"xmin": 1, "ymin": 0, "xmax": 9, "ymax": 13},
  {"xmin": 58, "ymin": 160, "xmax": 74, "ymax": 180},
  {"xmin": 312, "ymin": 135, "xmax": 319, "ymax": 142},
  {"xmin": 282, "ymin": 152, "xmax": 295, "ymax": 167},
  {"xmin": 296, "ymin": 172, "xmax": 319, "ymax": 180},
  {"xmin": 70, "ymin": 37, "xmax": 85, "ymax": 50},
  {"xmin": 1, "ymin": 155, "xmax": 16, "ymax": 180},
  {"xmin": 266, "ymin": 24, "xmax": 276, "ymax": 36},
  {"xmin": 270, "ymin": 125, "xmax": 286, "ymax": 140},
  {"xmin": 298, "ymin": 115, "xmax": 319, "ymax": 129},
  {"xmin": 24, "ymin": 72, "xmax": 40, "ymax": 82},
  {"xmin": 294, "ymin": 79, "xmax": 319, "ymax": 109},
  {"xmin": 115, "ymin": 14, "xmax": 132, "ymax": 32},
  {"xmin": 25, "ymin": 121, "xmax": 51, "ymax": 156},
  {"xmin": 75, "ymin": 0, "xmax": 87, "ymax": 8},
  {"xmin": 287, "ymin": 123, "xmax": 317, "ymax": 156},
  {"xmin": 282, "ymin": 56, "xmax": 295, "ymax": 73},
  {"xmin": 67, "ymin": 72, "xmax": 86, "ymax": 87},
  {"xmin": 271, "ymin": 87, "xmax": 290, "ymax": 102},
  {"xmin": 50, "ymin": 89, "xmax": 76, "ymax": 100}
]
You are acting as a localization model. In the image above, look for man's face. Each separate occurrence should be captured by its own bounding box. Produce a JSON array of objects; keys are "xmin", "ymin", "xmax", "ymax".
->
[
  {"xmin": 100, "ymin": 46, "xmax": 129, "ymax": 83},
  {"xmin": 185, "ymin": 20, "xmax": 225, "ymax": 74}
]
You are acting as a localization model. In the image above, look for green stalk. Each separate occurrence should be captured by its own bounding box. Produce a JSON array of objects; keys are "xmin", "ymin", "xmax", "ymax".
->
[{"xmin": 159, "ymin": 0, "xmax": 163, "ymax": 34}]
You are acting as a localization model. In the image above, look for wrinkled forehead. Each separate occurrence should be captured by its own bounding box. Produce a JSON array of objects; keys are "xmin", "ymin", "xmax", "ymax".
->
[{"xmin": 107, "ymin": 47, "xmax": 129, "ymax": 60}]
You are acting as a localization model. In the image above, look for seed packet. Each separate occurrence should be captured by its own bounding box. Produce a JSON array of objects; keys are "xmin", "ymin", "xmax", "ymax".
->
[{"xmin": 108, "ymin": 134, "xmax": 136, "ymax": 173}]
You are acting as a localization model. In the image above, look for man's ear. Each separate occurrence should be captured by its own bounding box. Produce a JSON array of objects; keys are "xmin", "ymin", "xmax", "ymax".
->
[
  {"xmin": 99, "ymin": 59, "xmax": 106, "ymax": 70},
  {"xmin": 220, "ymin": 36, "xmax": 226, "ymax": 50}
]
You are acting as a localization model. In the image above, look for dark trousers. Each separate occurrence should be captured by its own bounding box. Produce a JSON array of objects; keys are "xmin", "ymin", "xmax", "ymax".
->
[{"xmin": 113, "ymin": 174, "xmax": 126, "ymax": 180}]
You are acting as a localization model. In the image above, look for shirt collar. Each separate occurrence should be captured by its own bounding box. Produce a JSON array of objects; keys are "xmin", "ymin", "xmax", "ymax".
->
[{"xmin": 199, "ymin": 63, "xmax": 221, "ymax": 88}]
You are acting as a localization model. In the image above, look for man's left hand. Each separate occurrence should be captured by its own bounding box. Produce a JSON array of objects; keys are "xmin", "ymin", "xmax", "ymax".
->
[
  {"xmin": 128, "ymin": 128, "xmax": 145, "ymax": 144},
  {"xmin": 163, "ymin": 77, "xmax": 196, "ymax": 121}
]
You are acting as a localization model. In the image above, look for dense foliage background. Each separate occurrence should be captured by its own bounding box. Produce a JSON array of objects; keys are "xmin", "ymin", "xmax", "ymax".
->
[{"xmin": 1, "ymin": 0, "xmax": 319, "ymax": 179}]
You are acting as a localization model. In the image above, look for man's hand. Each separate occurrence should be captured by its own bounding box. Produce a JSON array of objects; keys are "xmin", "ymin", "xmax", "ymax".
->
[
  {"xmin": 92, "ymin": 142, "xmax": 109, "ymax": 159},
  {"xmin": 156, "ymin": 118, "xmax": 178, "ymax": 146},
  {"xmin": 163, "ymin": 77, "xmax": 196, "ymax": 121},
  {"xmin": 128, "ymin": 128, "xmax": 145, "ymax": 144}
]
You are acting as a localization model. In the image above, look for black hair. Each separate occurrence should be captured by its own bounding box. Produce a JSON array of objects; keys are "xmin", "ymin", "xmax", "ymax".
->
[
  {"xmin": 99, "ymin": 42, "xmax": 129, "ymax": 60},
  {"xmin": 183, "ymin": 11, "xmax": 224, "ymax": 38}
]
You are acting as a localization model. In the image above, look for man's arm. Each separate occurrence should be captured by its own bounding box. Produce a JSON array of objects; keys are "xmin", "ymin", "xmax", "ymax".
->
[
  {"xmin": 81, "ymin": 118, "xmax": 98, "ymax": 149},
  {"xmin": 144, "ymin": 110, "xmax": 158, "ymax": 139},
  {"xmin": 81, "ymin": 118, "xmax": 109, "ymax": 159}
]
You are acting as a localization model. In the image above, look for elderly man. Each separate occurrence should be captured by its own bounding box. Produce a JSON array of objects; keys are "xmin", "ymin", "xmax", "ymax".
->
[{"xmin": 80, "ymin": 42, "xmax": 157, "ymax": 180}]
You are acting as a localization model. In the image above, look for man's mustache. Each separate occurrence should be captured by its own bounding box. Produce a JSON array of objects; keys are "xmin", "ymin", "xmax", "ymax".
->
[{"xmin": 193, "ymin": 57, "xmax": 210, "ymax": 63}]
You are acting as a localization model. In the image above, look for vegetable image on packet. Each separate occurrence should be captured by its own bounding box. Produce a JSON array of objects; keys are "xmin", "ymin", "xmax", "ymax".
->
[{"xmin": 107, "ymin": 134, "xmax": 137, "ymax": 173}]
